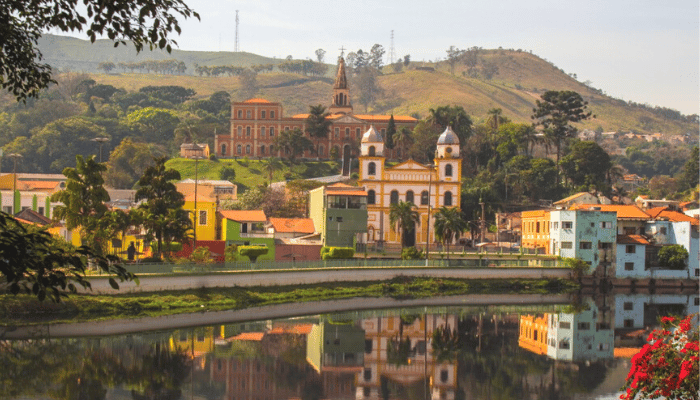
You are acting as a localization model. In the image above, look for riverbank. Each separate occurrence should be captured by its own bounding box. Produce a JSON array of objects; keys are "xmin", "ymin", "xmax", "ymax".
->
[{"xmin": 0, "ymin": 276, "xmax": 578, "ymax": 326}]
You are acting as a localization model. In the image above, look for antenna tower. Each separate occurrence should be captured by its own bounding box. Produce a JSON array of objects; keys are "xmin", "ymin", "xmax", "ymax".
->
[
  {"xmin": 235, "ymin": 10, "xmax": 240, "ymax": 52},
  {"xmin": 389, "ymin": 30, "xmax": 395, "ymax": 64}
]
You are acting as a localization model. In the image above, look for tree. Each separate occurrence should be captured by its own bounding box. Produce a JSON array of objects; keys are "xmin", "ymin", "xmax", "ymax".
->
[
  {"xmin": 355, "ymin": 67, "xmax": 382, "ymax": 111},
  {"xmin": 104, "ymin": 138, "xmax": 165, "ymax": 189},
  {"xmin": 389, "ymin": 201, "xmax": 420, "ymax": 249},
  {"xmin": 679, "ymin": 146, "xmax": 699, "ymax": 191},
  {"xmin": 657, "ymin": 244, "xmax": 689, "ymax": 270},
  {"xmin": 621, "ymin": 315, "xmax": 698, "ymax": 400},
  {"xmin": 51, "ymin": 155, "xmax": 110, "ymax": 254},
  {"xmin": 369, "ymin": 44, "xmax": 385, "ymax": 71},
  {"xmin": 560, "ymin": 140, "xmax": 612, "ymax": 193},
  {"xmin": 1, "ymin": 0, "xmax": 199, "ymax": 101},
  {"xmin": 97, "ymin": 62, "xmax": 116, "ymax": 74},
  {"xmin": 385, "ymin": 115, "xmax": 397, "ymax": 150},
  {"xmin": 305, "ymin": 105, "xmax": 331, "ymax": 159},
  {"xmin": 139, "ymin": 85, "xmax": 196, "ymax": 104},
  {"xmin": 238, "ymin": 245, "xmax": 268, "ymax": 263},
  {"xmin": 127, "ymin": 107, "xmax": 180, "ymax": 142},
  {"xmin": 427, "ymin": 105, "xmax": 473, "ymax": 144},
  {"xmin": 433, "ymin": 207, "xmax": 467, "ymax": 259},
  {"xmin": 0, "ymin": 212, "xmax": 135, "ymax": 302},
  {"xmin": 393, "ymin": 126, "xmax": 413, "ymax": 158},
  {"xmin": 135, "ymin": 157, "xmax": 191, "ymax": 259},
  {"xmin": 446, "ymin": 46, "xmax": 463, "ymax": 75},
  {"xmin": 314, "ymin": 48, "xmax": 326, "ymax": 63},
  {"xmin": 274, "ymin": 128, "xmax": 313, "ymax": 162},
  {"xmin": 219, "ymin": 165, "xmax": 236, "ymax": 182},
  {"xmin": 531, "ymin": 90, "xmax": 592, "ymax": 183}
]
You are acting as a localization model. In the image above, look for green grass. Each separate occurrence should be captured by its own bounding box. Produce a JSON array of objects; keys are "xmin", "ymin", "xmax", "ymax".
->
[{"xmin": 0, "ymin": 277, "xmax": 579, "ymax": 325}]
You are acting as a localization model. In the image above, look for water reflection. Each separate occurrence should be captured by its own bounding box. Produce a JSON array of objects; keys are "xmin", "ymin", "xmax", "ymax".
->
[{"xmin": 1, "ymin": 292, "xmax": 697, "ymax": 400}]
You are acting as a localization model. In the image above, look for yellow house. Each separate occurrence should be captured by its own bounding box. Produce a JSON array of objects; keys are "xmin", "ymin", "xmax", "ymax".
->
[
  {"xmin": 521, "ymin": 210, "xmax": 551, "ymax": 253},
  {"xmin": 518, "ymin": 314, "xmax": 549, "ymax": 355},
  {"xmin": 183, "ymin": 194, "xmax": 218, "ymax": 241}
]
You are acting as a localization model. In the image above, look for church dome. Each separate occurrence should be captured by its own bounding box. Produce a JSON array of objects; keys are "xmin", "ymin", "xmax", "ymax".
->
[
  {"xmin": 437, "ymin": 126, "xmax": 459, "ymax": 145},
  {"xmin": 361, "ymin": 125, "xmax": 383, "ymax": 143}
]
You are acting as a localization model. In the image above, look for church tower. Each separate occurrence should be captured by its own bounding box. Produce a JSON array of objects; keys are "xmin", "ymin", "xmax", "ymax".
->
[
  {"xmin": 329, "ymin": 57, "xmax": 353, "ymax": 114},
  {"xmin": 359, "ymin": 125, "xmax": 385, "ymax": 180},
  {"xmin": 434, "ymin": 126, "xmax": 461, "ymax": 204}
]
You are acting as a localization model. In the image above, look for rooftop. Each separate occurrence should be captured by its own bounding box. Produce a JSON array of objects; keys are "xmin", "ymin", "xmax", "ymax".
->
[
  {"xmin": 570, "ymin": 204, "xmax": 650, "ymax": 220},
  {"xmin": 220, "ymin": 209, "xmax": 267, "ymax": 223}
]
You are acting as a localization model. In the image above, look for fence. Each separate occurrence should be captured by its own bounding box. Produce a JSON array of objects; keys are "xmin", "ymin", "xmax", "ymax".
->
[{"xmin": 119, "ymin": 257, "xmax": 565, "ymax": 275}]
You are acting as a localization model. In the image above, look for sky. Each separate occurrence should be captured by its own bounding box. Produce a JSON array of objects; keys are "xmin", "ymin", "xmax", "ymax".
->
[{"xmin": 67, "ymin": 0, "xmax": 700, "ymax": 115}]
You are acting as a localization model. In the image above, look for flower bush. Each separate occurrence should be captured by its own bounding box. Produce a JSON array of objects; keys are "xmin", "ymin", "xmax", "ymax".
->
[{"xmin": 621, "ymin": 314, "xmax": 699, "ymax": 400}]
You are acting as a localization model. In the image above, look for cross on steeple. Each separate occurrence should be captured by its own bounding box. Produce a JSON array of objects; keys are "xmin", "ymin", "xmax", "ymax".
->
[{"xmin": 339, "ymin": 46, "xmax": 345, "ymax": 58}]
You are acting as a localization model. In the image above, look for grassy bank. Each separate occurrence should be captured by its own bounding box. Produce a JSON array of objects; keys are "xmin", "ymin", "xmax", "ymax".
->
[{"xmin": 0, "ymin": 277, "xmax": 579, "ymax": 325}]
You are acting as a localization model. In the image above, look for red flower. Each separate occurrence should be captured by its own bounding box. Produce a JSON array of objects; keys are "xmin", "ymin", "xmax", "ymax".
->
[{"xmin": 661, "ymin": 316, "xmax": 676, "ymax": 324}]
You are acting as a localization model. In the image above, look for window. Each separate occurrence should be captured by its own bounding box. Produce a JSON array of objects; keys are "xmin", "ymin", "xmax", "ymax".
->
[
  {"xmin": 221, "ymin": 143, "xmax": 227, "ymax": 156},
  {"xmin": 559, "ymin": 321, "xmax": 571, "ymax": 329},
  {"xmin": 421, "ymin": 191, "xmax": 429, "ymax": 205},
  {"xmin": 260, "ymin": 127, "xmax": 266, "ymax": 138},
  {"xmin": 580, "ymin": 241, "xmax": 592, "ymax": 250},
  {"xmin": 536, "ymin": 222, "xmax": 540, "ymax": 233},
  {"xmin": 559, "ymin": 340, "xmax": 570, "ymax": 349},
  {"xmin": 336, "ymin": 217, "xmax": 343, "ymax": 222},
  {"xmin": 624, "ymin": 319, "xmax": 634, "ymax": 328},
  {"xmin": 561, "ymin": 241, "xmax": 573, "ymax": 249},
  {"xmin": 552, "ymin": 221, "xmax": 559, "ymax": 230},
  {"xmin": 237, "ymin": 110, "xmax": 242, "ymax": 118},
  {"xmin": 246, "ymin": 144, "xmax": 251, "ymax": 154},
  {"xmin": 269, "ymin": 127, "xmax": 275, "ymax": 137},
  {"xmin": 599, "ymin": 242, "xmax": 613, "ymax": 249},
  {"xmin": 626, "ymin": 245, "xmax": 636, "ymax": 254},
  {"xmin": 345, "ymin": 127, "xmax": 350, "ymax": 138},
  {"xmin": 390, "ymin": 190, "xmax": 399, "ymax": 204},
  {"xmin": 334, "ymin": 127, "xmax": 339, "ymax": 139},
  {"xmin": 444, "ymin": 191, "xmax": 453, "ymax": 206},
  {"xmin": 246, "ymin": 110, "xmax": 251, "ymax": 119},
  {"xmin": 38, "ymin": 207, "xmax": 44, "ymax": 215},
  {"xmin": 624, "ymin": 302, "xmax": 634, "ymax": 310},
  {"xmin": 445, "ymin": 164, "xmax": 453, "ymax": 177},
  {"xmin": 369, "ymin": 146, "xmax": 376, "ymax": 156},
  {"xmin": 406, "ymin": 190, "xmax": 414, "ymax": 204},
  {"xmin": 260, "ymin": 145, "xmax": 265, "ymax": 154},
  {"xmin": 237, "ymin": 126, "xmax": 242, "ymax": 137},
  {"xmin": 625, "ymin": 262, "xmax": 634, "ymax": 271},
  {"xmin": 577, "ymin": 322, "xmax": 590, "ymax": 330},
  {"xmin": 199, "ymin": 210, "xmax": 207, "ymax": 225},
  {"xmin": 261, "ymin": 110, "xmax": 266, "ymax": 118},
  {"xmin": 356, "ymin": 128, "xmax": 361, "ymax": 137},
  {"xmin": 600, "ymin": 221, "xmax": 613, "ymax": 229},
  {"xmin": 270, "ymin": 110, "xmax": 275, "ymax": 118},
  {"xmin": 562, "ymin": 221, "xmax": 572, "ymax": 229},
  {"xmin": 237, "ymin": 144, "xmax": 242, "ymax": 154},
  {"xmin": 318, "ymin": 145, "xmax": 324, "ymax": 156},
  {"xmin": 440, "ymin": 370, "xmax": 449, "ymax": 383},
  {"xmin": 368, "ymin": 162, "xmax": 376, "ymax": 175},
  {"xmin": 367, "ymin": 190, "xmax": 376, "ymax": 205},
  {"xmin": 364, "ymin": 368, "xmax": 372, "ymax": 381},
  {"xmin": 246, "ymin": 126, "xmax": 251, "ymax": 137},
  {"xmin": 270, "ymin": 145, "xmax": 275, "ymax": 154}
]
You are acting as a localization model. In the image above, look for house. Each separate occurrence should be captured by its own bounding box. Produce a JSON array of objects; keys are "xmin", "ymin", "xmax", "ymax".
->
[
  {"xmin": 309, "ymin": 183, "xmax": 368, "ymax": 247},
  {"xmin": 268, "ymin": 217, "xmax": 315, "ymax": 239},
  {"xmin": 618, "ymin": 174, "xmax": 645, "ymax": 192},
  {"xmin": 0, "ymin": 173, "xmax": 65, "ymax": 217},
  {"xmin": 306, "ymin": 321, "xmax": 365, "ymax": 373},
  {"xmin": 615, "ymin": 235, "xmax": 651, "ymax": 278},
  {"xmin": 183, "ymin": 194, "xmax": 218, "ymax": 242},
  {"xmin": 180, "ymin": 142, "xmax": 210, "ymax": 159},
  {"xmin": 553, "ymin": 192, "xmax": 611, "ymax": 208},
  {"xmin": 176, "ymin": 179, "xmax": 237, "ymax": 202},
  {"xmin": 569, "ymin": 204, "xmax": 650, "ymax": 236},
  {"xmin": 635, "ymin": 196, "xmax": 679, "ymax": 210},
  {"xmin": 214, "ymin": 57, "xmax": 418, "ymax": 174},
  {"xmin": 521, "ymin": 210, "xmax": 551, "ymax": 253},
  {"xmin": 219, "ymin": 210, "xmax": 275, "ymax": 261},
  {"xmin": 544, "ymin": 299, "xmax": 613, "ymax": 362},
  {"xmin": 358, "ymin": 125, "xmax": 461, "ymax": 248}
]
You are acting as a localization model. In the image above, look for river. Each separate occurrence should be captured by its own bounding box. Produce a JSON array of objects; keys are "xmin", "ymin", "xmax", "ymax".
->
[{"xmin": 1, "ymin": 291, "xmax": 697, "ymax": 400}]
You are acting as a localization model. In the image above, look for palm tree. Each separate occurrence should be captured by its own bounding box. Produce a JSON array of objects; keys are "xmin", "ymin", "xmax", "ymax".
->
[
  {"xmin": 305, "ymin": 105, "xmax": 331, "ymax": 159},
  {"xmin": 433, "ymin": 206, "xmax": 467, "ymax": 259},
  {"xmin": 393, "ymin": 127, "xmax": 413, "ymax": 159},
  {"xmin": 486, "ymin": 108, "xmax": 504, "ymax": 132},
  {"xmin": 261, "ymin": 157, "xmax": 283, "ymax": 183},
  {"xmin": 389, "ymin": 201, "xmax": 420, "ymax": 249}
]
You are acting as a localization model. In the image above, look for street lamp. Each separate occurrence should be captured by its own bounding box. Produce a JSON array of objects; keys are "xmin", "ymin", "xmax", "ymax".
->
[
  {"xmin": 8, "ymin": 153, "xmax": 22, "ymax": 215},
  {"xmin": 91, "ymin": 137, "xmax": 110, "ymax": 162},
  {"xmin": 425, "ymin": 164, "xmax": 434, "ymax": 267}
]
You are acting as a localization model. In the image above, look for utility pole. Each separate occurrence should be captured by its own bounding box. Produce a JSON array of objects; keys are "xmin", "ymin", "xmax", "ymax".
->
[{"xmin": 480, "ymin": 199, "xmax": 486, "ymax": 246}]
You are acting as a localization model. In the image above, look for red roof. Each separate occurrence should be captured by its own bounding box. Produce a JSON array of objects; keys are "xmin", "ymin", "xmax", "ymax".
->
[
  {"xmin": 267, "ymin": 324, "xmax": 314, "ymax": 335},
  {"xmin": 269, "ymin": 218, "xmax": 315, "ymax": 234},
  {"xmin": 220, "ymin": 210, "xmax": 267, "ymax": 223},
  {"xmin": 242, "ymin": 98, "xmax": 271, "ymax": 104},
  {"xmin": 647, "ymin": 207, "xmax": 699, "ymax": 226},
  {"xmin": 228, "ymin": 332, "xmax": 265, "ymax": 341},
  {"xmin": 570, "ymin": 204, "xmax": 650, "ymax": 220},
  {"xmin": 325, "ymin": 182, "xmax": 367, "ymax": 197},
  {"xmin": 617, "ymin": 235, "xmax": 650, "ymax": 245}
]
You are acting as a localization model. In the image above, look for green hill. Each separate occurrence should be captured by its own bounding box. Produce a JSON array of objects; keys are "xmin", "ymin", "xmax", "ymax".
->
[{"xmin": 36, "ymin": 35, "xmax": 698, "ymax": 136}]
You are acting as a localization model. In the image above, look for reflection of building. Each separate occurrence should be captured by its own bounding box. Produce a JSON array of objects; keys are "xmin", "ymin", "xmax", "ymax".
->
[
  {"xmin": 615, "ymin": 293, "xmax": 700, "ymax": 330},
  {"xmin": 357, "ymin": 314, "xmax": 458, "ymax": 400},
  {"xmin": 306, "ymin": 320, "xmax": 366, "ymax": 385}
]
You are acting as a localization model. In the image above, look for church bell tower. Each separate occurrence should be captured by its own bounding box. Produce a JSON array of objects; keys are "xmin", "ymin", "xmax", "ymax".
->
[{"xmin": 329, "ymin": 57, "xmax": 353, "ymax": 114}]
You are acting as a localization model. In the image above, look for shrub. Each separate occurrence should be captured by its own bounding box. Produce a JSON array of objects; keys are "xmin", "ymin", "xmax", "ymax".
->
[
  {"xmin": 401, "ymin": 246, "xmax": 424, "ymax": 260},
  {"xmin": 224, "ymin": 244, "xmax": 238, "ymax": 262},
  {"xmin": 321, "ymin": 246, "xmax": 355, "ymax": 260},
  {"xmin": 238, "ymin": 245, "xmax": 268, "ymax": 262},
  {"xmin": 190, "ymin": 246, "xmax": 211, "ymax": 263},
  {"xmin": 149, "ymin": 242, "xmax": 182, "ymax": 253},
  {"xmin": 565, "ymin": 257, "xmax": 590, "ymax": 280},
  {"xmin": 657, "ymin": 244, "xmax": 689, "ymax": 270}
]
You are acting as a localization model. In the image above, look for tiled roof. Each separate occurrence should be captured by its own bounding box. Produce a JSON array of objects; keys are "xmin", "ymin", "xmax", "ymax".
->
[
  {"xmin": 242, "ymin": 98, "xmax": 271, "ymax": 104},
  {"xmin": 570, "ymin": 204, "xmax": 650, "ymax": 220},
  {"xmin": 228, "ymin": 332, "xmax": 265, "ymax": 341},
  {"xmin": 220, "ymin": 210, "xmax": 267, "ymax": 223},
  {"xmin": 269, "ymin": 218, "xmax": 315, "ymax": 234},
  {"xmin": 648, "ymin": 207, "xmax": 699, "ymax": 226},
  {"xmin": 617, "ymin": 235, "xmax": 650, "ymax": 245},
  {"xmin": 553, "ymin": 192, "xmax": 592, "ymax": 205},
  {"xmin": 291, "ymin": 113, "xmax": 417, "ymax": 123},
  {"xmin": 268, "ymin": 324, "xmax": 314, "ymax": 335},
  {"xmin": 19, "ymin": 180, "xmax": 62, "ymax": 190}
]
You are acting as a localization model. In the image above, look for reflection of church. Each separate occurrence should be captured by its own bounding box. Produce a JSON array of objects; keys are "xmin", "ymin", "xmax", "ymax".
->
[
  {"xmin": 215, "ymin": 57, "xmax": 418, "ymax": 174},
  {"xmin": 358, "ymin": 126, "xmax": 462, "ymax": 247}
]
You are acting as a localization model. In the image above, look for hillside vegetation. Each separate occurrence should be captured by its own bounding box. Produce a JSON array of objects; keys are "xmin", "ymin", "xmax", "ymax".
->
[{"xmin": 31, "ymin": 35, "xmax": 696, "ymax": 136}]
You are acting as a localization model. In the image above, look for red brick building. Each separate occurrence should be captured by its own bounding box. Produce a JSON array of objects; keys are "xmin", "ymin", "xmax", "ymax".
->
[{"xmin": 214, "ymin": 57, "xmax": 418, "ymax": 171}]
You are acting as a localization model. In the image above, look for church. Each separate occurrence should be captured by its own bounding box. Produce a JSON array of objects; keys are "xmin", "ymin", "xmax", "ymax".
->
[
  {"xmin": 358, "ymin": 125, "xmax": 462, "ymax": 248},
  {"xmin": 214, "ymin": 57, "xmax": 418, "ymax": 172}
]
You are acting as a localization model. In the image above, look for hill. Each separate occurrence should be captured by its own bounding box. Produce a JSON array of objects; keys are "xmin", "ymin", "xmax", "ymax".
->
[{"xmin": 34, "ymin": 35, "xmax": 699, "ymax": 136}]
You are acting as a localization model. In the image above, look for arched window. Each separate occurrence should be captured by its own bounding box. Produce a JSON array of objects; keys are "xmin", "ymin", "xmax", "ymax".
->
[
  {"xmin": 390, "ymin": 190, "xmax": 399, "ymax": 205},
  {"xmin": 237, "ymin": 144, "xmax": 242, "ymax": 155},
  {"xmin": 319, "ymin": 145, "xmax": 324, "ymax": 156},
  {"xmin": 444, "ymin": 191, "xmax": 453, "ymax": 206},
  {"xmin": 221, "ymin": 143, "xmax": 227, "ymax": 156},
  {"xmin": 270, "ymin": 145, "xmax": 275, "ymax": 154},
  {"xmin": 367, "ymin": 190, "xmax": 376, "ymax": 204},
  {"xmin": 237, "ymin": 126, "xmax": 242, "ymax": 137},
  {"xmin": 260, "ymin": 145, "xmax": 265, "ymax": 155},
  {"xmin": 445, "ymin": 164, "xmax": 453, "ymax": 177},
  {"xmin": 246, "ymin": 126, "xmax": 251, "ymax": 137},
  {"xmin": 369, "ymin": 146, "xmax": 376, "ymax": 156},
  {"xmin": 270, "ymin": 127, "xmax": 275, "ymax": 137},
  {"xmin": 245, "ymin": 144, "xmax": 251, "ymax": 154},
  {"xmin": 260, "ymin": 127, "xmax": 266, "ymax": 138},
  {"xmin": 368, "ymin": 162, "xmax": 376, "ymax": 175},
  {"xmin": 406, "ymin": 190, "xmax": 414, "ymax": 204},
  {"xmin": 421, "ymin": 191, "xmax": 429, "ymax": 205}
]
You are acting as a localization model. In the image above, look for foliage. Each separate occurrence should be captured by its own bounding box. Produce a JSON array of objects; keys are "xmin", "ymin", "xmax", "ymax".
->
[
  {"xmin": 139, "ymin": 85, "xmax": 195, "ymax": 105},
  {"xmin": 320, "ymin": 247, "xmax": 355, "ymax": 260},
  {"xmin": 305, "ymin": 105, "xmax": 331, "ymax": 157},
  {"xmin": 401, "ymin": 246, "xmax": 424, "ymax": 260},
  {"xmin": 224, "ymin": 244, "xmax": 238, "ymax": 262},
  {"xmin": 274, "ymin": 128, "xmax": 314, "ymax": 162},
  {"xmin": 238, "ymin": 245, "xmax": 269, "ymax": 263},
  {"xmin": 427, "ymin": 105, "xmax": 473, "ymax": 144},
  {"xmin": 433, "ymin": 206, "xmax": 468, "ymax": 259},
  {"xmin": 104, "ymin": 137, "xmax": 164, "ymax": 189},
  {"xmin": 190, "ymin": 246, "xmax": 211, "ymax": 263},
  {"xmin": 126, "ymin": 107, "xmax": 180, "ymax": 142},
  {"xmin": 679, "ymin": 146, "xmax": 699, "ymax": 191},
  {"xmin": 135, "ymin": 156, "xmax": 191, "ymax": 259},
  {"xmin": 219, "ymin": 165, "xmax": 236, "ymax": 182},
  {"xmin": 621, "ymin": 315, "xmax": 699, "ymax": 400},
  {"xmin": 51, "ymin": 155, "xmax": 109, "ymax": 253},
  {"xmin": 389, "ymin": 201, "xmax": 420, "ymax": 249},
  {"xmin": 560, "ymin": 140, "xmax": 613, "ymax": 193},
  {"xmin": 0, "ymin": 211, "xmax": 135, "ymax": 302},
  {"xmin": 1, "ymin": 0, "xmax": 199, "ymax": 100},
  {"xmin": 657, "ymin": 245, "xmax": 689, "ymax": 270},
  {"xmin": 565, "ymin": 257, "xmax": 590, "ymax": 280}
]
